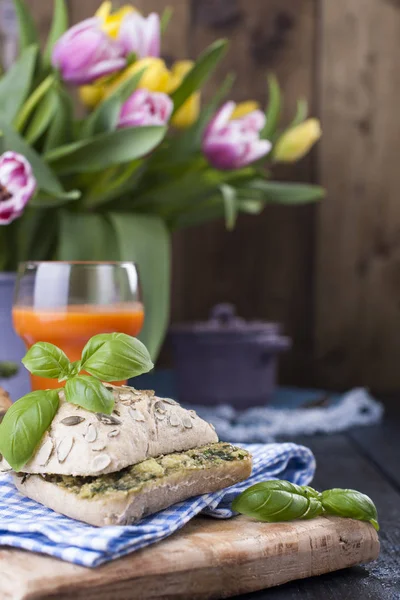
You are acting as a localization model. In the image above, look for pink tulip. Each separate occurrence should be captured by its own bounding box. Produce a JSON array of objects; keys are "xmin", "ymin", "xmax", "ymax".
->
[
  {"xmin": 118, "ymin": 89, "xmax": 173, "ymax": 128},
  {"xmin": 118, "ymin": 12, "xmax": 160, "ymax": 59},
  {"xmin": 202, "ymin": 102, "xmax": 272, "ymax": 170},
  {"xmin": 0, "ymin": 152, "xmax": 36, "ymax": 225},
  {"xmin": 52, "ymin": 18, "xmax": 126, "ymax": 85}
]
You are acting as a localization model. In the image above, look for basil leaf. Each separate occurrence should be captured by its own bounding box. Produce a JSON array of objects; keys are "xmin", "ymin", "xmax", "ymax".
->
[
  {"xmin": 65, "ymin": 375, "xmax": 114, "ymax": 415},
  {"xmin": 232, "ymin": 480, "xmax": 324, "ymax": 523},
  {"xmin": 81, "ymin": 333, "xmax": 114, "ymax": 363},
  {"xmin": 233, "ymin": 481, "xmax": 379, "ymax": 531},
  {"xmin": 22, "ymin": 342, "xmax": 71, "ymax": 379},
  {"xmin": 80, "ymin": 333, "xmax": 153, "ymax": 382},
  {"xmin": 321, "ymin": 489, "xmax": 379, "ymax": 531},
  {"xmin": 68, "ymin": 361, "xmax": 81, "ymax": 377},
  {"xmin": 0, "ymin": 390, "xmax": 59, "ymax": 471},
  {"xmin": 303, "ymin": 485, "xmax": 321, "ymax": 499}
]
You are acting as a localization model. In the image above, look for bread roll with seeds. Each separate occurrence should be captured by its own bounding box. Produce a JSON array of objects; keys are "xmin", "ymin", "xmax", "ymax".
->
[
  {"xmin": 14, "ymin": 443, "xmax": 252, "ymax": 526},
  {"xmin": 20, "ymin": 385, "xmax": 218, "ymax": 477}
]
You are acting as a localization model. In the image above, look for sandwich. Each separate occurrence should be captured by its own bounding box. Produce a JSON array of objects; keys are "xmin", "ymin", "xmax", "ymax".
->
[{"xmin": 5, "ymin": 385, "xmax": 252, "ymax": 526}]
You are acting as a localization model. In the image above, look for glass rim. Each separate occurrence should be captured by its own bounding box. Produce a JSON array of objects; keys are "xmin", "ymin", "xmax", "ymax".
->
[{"xmin": 18, "ymin": 261, "xmax": 139, "ymax": 268}]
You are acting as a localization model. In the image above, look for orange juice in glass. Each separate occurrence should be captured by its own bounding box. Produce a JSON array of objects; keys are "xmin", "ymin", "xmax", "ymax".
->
[{"xmin": 13, "ymin": 262, "xmax": 144, "ymax": 391}]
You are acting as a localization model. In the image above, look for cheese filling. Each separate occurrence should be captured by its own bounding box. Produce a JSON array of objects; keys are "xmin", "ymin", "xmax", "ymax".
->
[{"xmin": 28, "ymin": 443, "xmax": 250, "ymax": 500}]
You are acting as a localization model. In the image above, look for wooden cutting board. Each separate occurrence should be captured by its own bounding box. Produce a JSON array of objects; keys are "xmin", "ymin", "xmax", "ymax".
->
[{"xmin": 0, "ymin": 515, "xmax": 379, "ymax": 600}]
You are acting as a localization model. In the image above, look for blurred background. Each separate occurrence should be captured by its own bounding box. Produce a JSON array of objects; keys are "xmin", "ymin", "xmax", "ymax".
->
[{"xmin": 2, "ymin": 0, "xmax": 399, "ymax": 395}]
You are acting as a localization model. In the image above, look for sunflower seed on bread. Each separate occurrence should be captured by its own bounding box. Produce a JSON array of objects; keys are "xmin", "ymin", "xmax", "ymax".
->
[{"xmin": 21, "ymin": 385, "xmax": 218, "ymax": 477}]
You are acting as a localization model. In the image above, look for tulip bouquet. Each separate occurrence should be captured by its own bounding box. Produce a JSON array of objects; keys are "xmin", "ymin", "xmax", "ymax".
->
[{"xmin": 0, "ymin": 0, "xmax": 324, "ymax": 359}]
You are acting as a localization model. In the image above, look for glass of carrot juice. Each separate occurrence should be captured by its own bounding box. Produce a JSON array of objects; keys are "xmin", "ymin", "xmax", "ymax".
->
[{"xmin": 12, "ymin": 262, "xmax": 144, "ymax": 391}]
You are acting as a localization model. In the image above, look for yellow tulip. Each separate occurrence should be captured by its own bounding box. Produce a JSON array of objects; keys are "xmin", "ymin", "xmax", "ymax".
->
[
  {"xmin": 78, "ymin": 54, "xmax": 202, "ymax": 130},
  {"xmin": 79, "ymin": 82, "xmax": 106, "ymax": 108},
  {"xmin": 79, "ymin": 58, "xmax": 170, "ymax": 109},
  {"xmin": 166, "ymin": 61, "xmax": 200, "ymax": 129},
  {"xmin": 230, "ymin": 101, "xmax": 260, "ymax": 120},
  {"xmin": 167, "ymin": 60, "xmax": 193, "ymax": 86},
  {"xmin": 172, "ymin": 93, "xmax": 200, "ymax": 129},
  {"xmin": 136, "ymin": 58, "xmax": 170, "ymax": 92},
  {"xmin": 95, "ymin": 1, "xmax": 136, "ymax": 38},
  {"xmin": 105, "ymin": 58, "xmax": 170, "ymax": 98},
  {"xmin": 273, "ymin": 118, "xmax": 322, "ymax": 162}
]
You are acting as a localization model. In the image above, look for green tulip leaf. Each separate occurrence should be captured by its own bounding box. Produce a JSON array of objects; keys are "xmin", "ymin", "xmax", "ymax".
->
[
  {"xmin": 108, "ymin": 66, "xmax": 147, "ymax": 105},
  {"xmin": 46, "ymin": 126, "xmax": 166, "ymax": 174},
  {"xmin": 237, "ymin": 199, "xmax": 264, "ymax": 215},
  {"xmin": 171, "ymin": 39, "xmax": 228, "ymax": 115},
  {"xmin": 262, "ymin": 74, "xmax": 282, "ymax": 140},
  {"xmin": 43, "ymin": 0, "xmax": 68, "ymax": 69},
  {"xmin": 160, "ymin": 7, "xmax": 173, "ymax": 33},
  {"xmin": 220, "ymin": 183, "xmax": 237, "ymax": 231},
  {"xmin": 243, "ymin": 180, "xmax": 325, "ymax": 204},
  {"xmin": 15, "ymin": 75, "xmax": 56, "ymax": 132},
  {"xmin": 0, "ymin": 45, "xmax": 38, "ymax": 121},
  {"xmin": 13, "ymin": 0, "xmax": 39, "ymax": 52},
  {"xmin": 82, "ymin": 160, "xmax": 144, "ymax": 209},
  {"xmin": 25, "ymin": 87, "xmax": 58, "ymax": 144},
  {"xmin": 80, "ymin": 67, "xmax": 147, "ymax": 139},
  {"xmin": 114, "ymin": 68, "xmax": 146, "ymax": 104},
  {"xmin": 289, "ymin": 98, "xmax": 308, "ymax": 129},
  {"xmin": 43, "ymin": 88, "xmax": 74, "ymax": 151},
  {"xmin": 164, "ymin": 72, "xmax": 235, "ymax": 161},
  {"xmin": 109, "ymin": 213, "xmax": 171, "ymax": 360},
  {"xmin": 80, "ymin": 95, "xmax": 121, "ymax": 138},
  {"xmin": 30, "ymin": 189, "xmax": 81, "ymax": 208},
  {"xmin": 0, "ymin": 117, "xmax": 64, "ymax": 195}
]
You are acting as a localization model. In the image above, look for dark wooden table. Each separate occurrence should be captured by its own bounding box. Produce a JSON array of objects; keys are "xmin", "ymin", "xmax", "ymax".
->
[
  {"xmin": 237, "ymin": 401, "xmax": 400, "ymax": 599},
  {"xmin": 137, "ymin": 371, "xmax": 400, "ymax": 599}
]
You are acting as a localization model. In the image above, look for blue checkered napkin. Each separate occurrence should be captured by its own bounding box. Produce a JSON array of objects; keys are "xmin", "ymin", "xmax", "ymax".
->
[{"xmin": 0, "ymin": 443, "xmax": 315, "ymax": 567}]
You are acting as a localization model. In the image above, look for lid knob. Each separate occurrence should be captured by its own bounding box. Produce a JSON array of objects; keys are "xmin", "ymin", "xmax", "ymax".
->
[{"xmin": 209, "ymin": 303, "xmax": 244, "ymax": 328}]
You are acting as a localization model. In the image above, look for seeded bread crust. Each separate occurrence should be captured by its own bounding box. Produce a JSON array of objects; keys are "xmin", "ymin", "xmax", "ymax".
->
[
  {"xmin": 13, "ymin": 443, "xmax": 252, "ymax": 526},
  {"xmin": 14, "ymin": 386, "xmax": 218, "ymax": 477}
]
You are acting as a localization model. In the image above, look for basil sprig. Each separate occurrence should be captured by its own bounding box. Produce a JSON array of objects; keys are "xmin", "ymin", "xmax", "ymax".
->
[
  {"xmin": 232, "ymin": 480, "xmax": 379, "ymax": 531},
  {"xmin": 321, "ymin": 488, "xmax": 379, "ymax": 531},
  {"xmin": 80, "ymin": 333, "xmax": 153, "ymax": 381},
  {"xmin": 0, "ymin": 332, "xmax": 154, "ymax": 471},
  {"xmin": 65, "ymin": 375, "xmax": 114, "ymax": 414},
  {"xmin": 22, "ymin": 342, "xmax": 71, "ymax": 380},
  {"xmin": 232, "ymin": 481, "xmax": 324, "ymax": 522},
  {"xmin": 0, "ymin": 390, "xmax": 59, "ymax": 471}
]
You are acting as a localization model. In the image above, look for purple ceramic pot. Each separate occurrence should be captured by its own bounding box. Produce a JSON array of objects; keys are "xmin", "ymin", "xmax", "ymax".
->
[
  {"xmin": 0, "ymin": 272, "xmax": 30, "ymax": 400},
  {"xmin": 169, "ymin": 304, "xmax": 291, "ymax": 408}
]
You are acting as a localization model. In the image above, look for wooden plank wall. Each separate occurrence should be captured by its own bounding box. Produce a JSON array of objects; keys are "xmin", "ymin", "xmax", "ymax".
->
[
  {"xmin": 21, "ymin": 0, "xmax": 400, "ymax": 393},
  {"xmin": 65, "ymin": 0, "xmax": 319, "ymax": 386},
  {"xmin": 316, "ymin": 0, "xmax": 400, "ymax": 392}
]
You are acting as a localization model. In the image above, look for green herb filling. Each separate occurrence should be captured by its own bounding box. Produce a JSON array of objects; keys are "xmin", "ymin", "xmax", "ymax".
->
[{"xmin": 41, "ymin": 442, "xmax": 250, "ymax": 499}]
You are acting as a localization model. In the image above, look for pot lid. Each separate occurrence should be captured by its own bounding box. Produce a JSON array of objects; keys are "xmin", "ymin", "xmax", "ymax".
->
[{"xmin": 170, "ymin": 303, "xmax": 284, "ymax": 336}]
